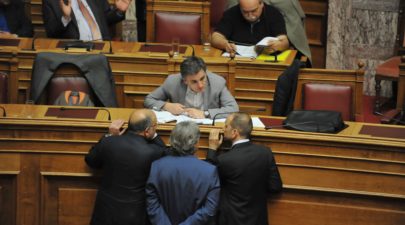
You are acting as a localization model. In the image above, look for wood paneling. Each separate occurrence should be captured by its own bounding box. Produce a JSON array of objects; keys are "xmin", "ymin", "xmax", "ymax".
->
[
  {"xmin": 0, "ymin": 104, "xmax": 404, "ymax": 225},
  {"xmin": 299, "ymin": 0, "xmax": 328, "ymax": 68}
]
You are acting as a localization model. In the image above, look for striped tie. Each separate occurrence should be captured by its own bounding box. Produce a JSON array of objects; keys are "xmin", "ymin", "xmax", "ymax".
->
[{"xmin": 77, "ymin": 0, "xmax": 102, "ymax": 40}]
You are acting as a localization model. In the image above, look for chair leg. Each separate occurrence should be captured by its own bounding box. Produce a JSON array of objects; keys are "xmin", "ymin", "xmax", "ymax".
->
[{"xmin": 374, "ymin": 78, "xmax": 382, "ymax": 114}]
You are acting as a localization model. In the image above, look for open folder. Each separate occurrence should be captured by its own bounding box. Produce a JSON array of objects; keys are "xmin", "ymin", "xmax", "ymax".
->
[{"xmin": 221, "ymin": 36, "xmax": 290, "ymax": 61}]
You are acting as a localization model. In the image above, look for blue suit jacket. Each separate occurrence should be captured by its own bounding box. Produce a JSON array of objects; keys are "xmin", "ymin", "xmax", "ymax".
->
[{"xmin": 146, "ymin": 155, "xmax": 220, "ymax": 225}]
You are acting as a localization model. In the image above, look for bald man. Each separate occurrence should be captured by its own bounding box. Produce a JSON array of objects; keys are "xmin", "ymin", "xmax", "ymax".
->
[
  {"xmin": 211, "ymin": 0, "xmax": 289, "ymax": 54},
  {"xmin": 207, "ymin": 112, "xmax": 282, "ymax": 225},
  {"xmin": 85, "ymin": 109, "xmax": 166, "ymax": 225}
]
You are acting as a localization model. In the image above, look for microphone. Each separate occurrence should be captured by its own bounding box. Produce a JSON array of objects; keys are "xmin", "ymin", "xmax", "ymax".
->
[
  {"xmin": 31, "ymin": 36, "xmax": 37, "ymax": 51},
  {"xmin": 0, "ymin": 105, "xmax": 6, "ymax": 117},
  {"xmin": 60, "ymin": 107, "xmax": 111, "ymax": 121},
  {"xmin": 374, "ymin": 111, "xmax": 405, "ymax": 125},
  {"xmin": 181, "ymin": 45, "xmax": 195, "ymax": 57},
  {"xmin": 211, "ymin": 108, "xmax": 266, "ymax": 126},
  {"xmin": 109, "ymin": 40, "xmax": 113, "ymax": 54},
  {"xmin": 190, "ymin": 44, "xmax": 195, "ymax": 57},
  {"xmin": 22, "ymin": 36, "xmax": 38, "ymax": 51}
]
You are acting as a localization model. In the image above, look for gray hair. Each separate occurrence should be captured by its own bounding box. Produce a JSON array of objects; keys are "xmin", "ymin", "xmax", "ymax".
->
[
  {"xmin": 170, "ymin": 121, "xmax": 200, "ymax": 155},
  {"xmin": 180, "ymin": 56, "xmax": 207, "ymax": 79}
]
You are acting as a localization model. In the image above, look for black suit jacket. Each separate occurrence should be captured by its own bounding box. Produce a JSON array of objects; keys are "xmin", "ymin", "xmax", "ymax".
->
[
  {"xmin": 85, "ymin": 132, "xmax": 166, "ymax": 225},
  {"xmin": 2, "ymin": 0, "xmax": 33, "ymax": 37},
  {"xmin": 42, "ymin": 0, "xmax": 124, "ymax": 40},
  {"xmin": 30, "ymin": 52, "xmax": 118, "ymax": 107},
  {"xmin": 272, "ymin": 59, "xmax": 301, "ymax": 116},
  {"xmin": 206, "ymin": 142, "xmax": 282, "ymax": 225}
]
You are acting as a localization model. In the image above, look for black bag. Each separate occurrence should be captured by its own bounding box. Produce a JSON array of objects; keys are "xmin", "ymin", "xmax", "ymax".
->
[{"xmin": 283, "ymin": 110, "xmax": 347, "ymax": 133}]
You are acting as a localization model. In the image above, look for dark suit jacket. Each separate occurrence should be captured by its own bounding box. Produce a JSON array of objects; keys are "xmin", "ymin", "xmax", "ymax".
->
[
  {"xmin": 42, "ymin": 0, "xmax": 124, "ymax": 40},
  {"xmin": 272, "ymin": 59, "xmax": 301, "ymax": 116},
  {"xmin": 2, "ymin": 0, "xmax": 33, "ymax": 37},
  {"xmin": 206, "ymin": 142, "xmax": 282, "ymax": 225},
  {"xmin": 30, "ymin": 52, "xmax": 118, "ymax": 107},
  {"xmin": 146, "ymin": 155, "xmax": 220, "ymax": 225},
  {"xmin": 85, "ymin": 132, "xmax": 166, "ymax": 225}
]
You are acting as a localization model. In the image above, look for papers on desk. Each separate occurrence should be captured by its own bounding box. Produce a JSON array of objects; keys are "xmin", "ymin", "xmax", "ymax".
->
[
  {"xmin": 222, "ymin": 36, "xmax": 279, "ymax": 59},
  {"xmin": 153, "ymin": 110, "xmax": 266, "ymax": 128},
  {"xmin": 153, "ymin": 110, "xmax": 213, "ymax": 125}
]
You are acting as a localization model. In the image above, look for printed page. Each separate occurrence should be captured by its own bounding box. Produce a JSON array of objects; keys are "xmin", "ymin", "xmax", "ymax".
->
[{"xmin": 256, "ymin": 36, "xmax": 279, "ymax": 46}]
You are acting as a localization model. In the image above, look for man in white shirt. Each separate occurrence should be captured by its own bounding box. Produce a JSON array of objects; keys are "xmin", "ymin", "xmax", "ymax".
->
[{"xmin": 42, "ymin": 0, "xmax": 131, "ymax": 41}]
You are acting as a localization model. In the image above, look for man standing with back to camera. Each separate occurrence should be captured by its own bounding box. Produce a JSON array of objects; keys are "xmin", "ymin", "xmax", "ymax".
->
[
  {"xmin": 85, "ymin": 109, "xmax": 166, "ymax": 225},
  {"xmin": 207, "ymin": 112, "xmax": 282, "ymax": 225}
]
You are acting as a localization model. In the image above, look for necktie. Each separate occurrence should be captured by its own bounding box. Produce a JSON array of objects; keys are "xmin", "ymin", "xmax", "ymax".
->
[{"xmin": 77, "ymin": 0, "xmax": 102, "ymax": 40}]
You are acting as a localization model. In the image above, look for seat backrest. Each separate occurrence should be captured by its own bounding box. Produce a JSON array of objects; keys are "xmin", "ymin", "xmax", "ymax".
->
[
  {"xmin": 155, "ymin": 12, "xmax": 202, "ymax": 44},
  {"xmin": 45, "ymin": 63, "xmax": 94, "ymax": 105},
  {"xmin": 47, "ymin": 77, "xmax": 92, "ymax": 105},
  {"xmin": 210, "ymin": 0, "xmax": 227, "ymax": 30},
  {"xmin": 303, "ymin": 83, "xmax": 352, "ymax": 121},
  {"xmin": 0, "ymin": 72, "xmax": 8, "ymax": 103},
  {"xmin": 146, "ymin": 0, "xmax": 210, "ymax": 45}
]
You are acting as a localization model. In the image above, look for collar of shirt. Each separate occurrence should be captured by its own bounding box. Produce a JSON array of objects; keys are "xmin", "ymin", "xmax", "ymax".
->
[
  {"xmin": 185, "ymin": 86, "xmax": 204, "ymax": 110},
  {"xmin": 232, "ymin": 139, "xmax": 249, "ymax": 147},
  {"xmin": 71, "ymin": 0, "xmax": 101, "ymax": 41}
]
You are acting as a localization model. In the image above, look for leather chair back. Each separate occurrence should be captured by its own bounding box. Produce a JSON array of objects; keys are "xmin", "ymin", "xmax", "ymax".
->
[
  {"xmin": 210, "ymin": 0, "xmax": 227, "ymax": 30},
  {"xmin": 47, "ymin": 77, "xmax": 93, "ymax": 105},
  {"xmin": 155, "ymin": 12, "xmax": 202, "ymax": 44},
  {"xmin": 0, "ymin": 72, "xmax": 7, "ymax": 103},
  {"xmin": 303, "ymin": 83, "xmax": 352, "ymax": 121}
]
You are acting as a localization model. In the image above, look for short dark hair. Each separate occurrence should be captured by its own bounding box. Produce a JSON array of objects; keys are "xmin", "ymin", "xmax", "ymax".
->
[
  {"xmin": 230, "ymin": 112, "xmax": 253, "ymax": 138},
  {"xmin": 180, "ymin": 56, "xmax": 207, "ymax": 79},
  {"xmin": 170, "ymin": 121, "xmax": 200, "ymax": 156},
  {"xmin": 128, "ymin": 115, "xmax": 153, "ymax": 132}
]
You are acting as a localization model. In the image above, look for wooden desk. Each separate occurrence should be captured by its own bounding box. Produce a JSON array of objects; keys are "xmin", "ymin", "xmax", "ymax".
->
[
  {"xmin": 0, "ymin": 104, "xmax": 404, "ymax": 225},
  {"xmin": 0, "ymin": 38, "xmax": 300, "ymax": 115},
  {"xmin": 0, "ymin": 37, "xmax": 365, "ymax": 120}
]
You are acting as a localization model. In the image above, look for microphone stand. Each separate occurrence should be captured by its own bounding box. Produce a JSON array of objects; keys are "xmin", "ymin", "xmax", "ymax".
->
[{"xmin": 0, "ymin": 105, "xmax": 6, "ymax": 117}]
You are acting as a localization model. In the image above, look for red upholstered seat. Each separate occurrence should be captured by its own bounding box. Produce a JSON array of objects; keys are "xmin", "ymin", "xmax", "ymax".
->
[
  {"xmin": 303, "ymin": 83, "xmax": 352, "ymax": 121},
  {"xmin": 47, "ymin": 77, "xmax": 93, "ymax": 105},
  {"xmin": 0, "ymin": 72, "xmax": 7, "ymax": 103},
  {"xmin": 155, "ymin": 12, "xmax": 201, "ymax": 44},
  {"xmin": 210, "ymin": 0, "xmax": 227, "ymax": 31}
]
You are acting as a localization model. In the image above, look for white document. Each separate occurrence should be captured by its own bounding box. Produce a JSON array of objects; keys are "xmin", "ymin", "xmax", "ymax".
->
[
  {"xmin": 256, "ymin": 36, "xmax": 279, "ymax": 46},
  {"xmin": 221, "ymin": 36, "xmax": 278, "ymax": 58},
  {"xmin": 252, "ymin": 117, "xmax": 265, "ymax": 128},
  {"xmin": 153, "ymin": 110, "xmax": 213, "ymax": 125}
]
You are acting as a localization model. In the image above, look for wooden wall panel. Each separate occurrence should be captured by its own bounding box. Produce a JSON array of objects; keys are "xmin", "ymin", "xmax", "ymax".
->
[
  {"xmin": 0, "ymin": 110, "xmax": 404, "ymax": 225},
  {"xmin": 268, "ymin": 189, "xmax": 405, "ymax": 225},
  {"xmin": 299, "ymin": 0, "xmax": 328, "ymax": 68}
]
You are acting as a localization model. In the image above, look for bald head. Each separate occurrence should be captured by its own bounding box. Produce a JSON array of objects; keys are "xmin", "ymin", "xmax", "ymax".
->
[
  {"xmin": 239, "ymin": 0, "xmax": 264, "ymax": 23},
  {"xmin": 128, "ymin": 109, "xmax": 156, "ymax": 133},
  {"xmin": 228, "ymin": 112, "xmax": 253, "ymax": 138}
]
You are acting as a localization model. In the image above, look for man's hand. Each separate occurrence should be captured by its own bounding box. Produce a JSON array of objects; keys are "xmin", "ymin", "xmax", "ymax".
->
[
  {"xmin": 209, "ymin": 129, "xmax": 223, "ymax": 150},
  {"xmin": 59, "ymin": 0, "xmax": 72, "ymax": 20},
  {"xmin": 185, "ymin": 108, "xmax": 205, "ymax": 119},
  {"xmin": 225, "ymin": 42, "xmax": 237, "ymax": 53},
  {"xmin": 115, "ymin": 0, "xmax": 131, "ymax": 12},
  {"xmin": 108, "ymin": 119, "xmax": 126, "ymax": 136},
  {"xmin": 163, "ymin": 103, "xmax": 185, "ymax": 115},
  {"xmin": 267, "ymin": 35, "xmax": 289, "ymax": 52}
]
